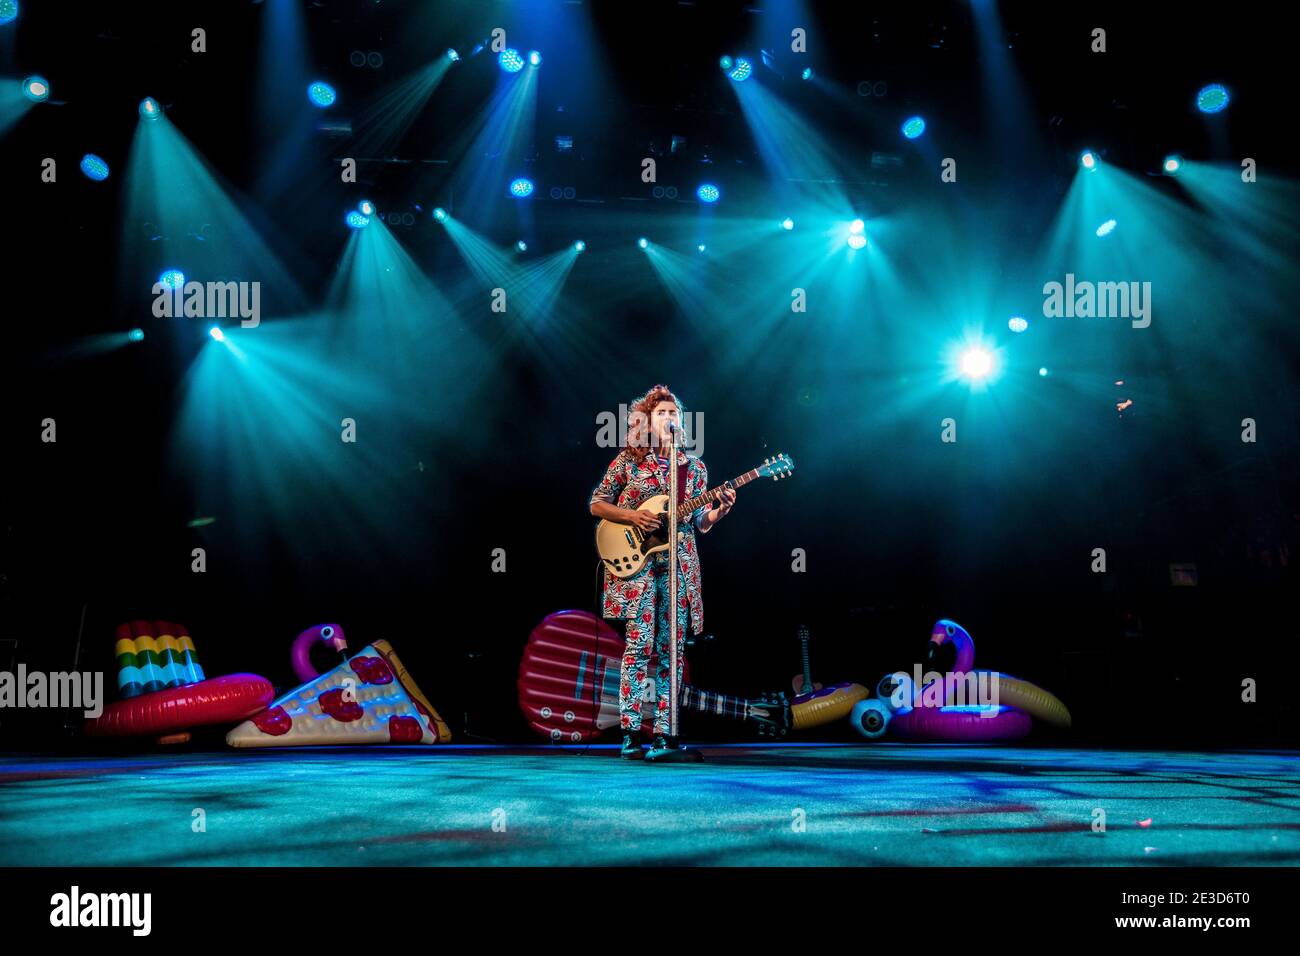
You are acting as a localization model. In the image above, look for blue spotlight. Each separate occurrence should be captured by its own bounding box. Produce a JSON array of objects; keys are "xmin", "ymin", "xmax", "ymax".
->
[
  {"xmin": 307, "ymin": 81, "xmax": 337, "ymax": 108},
  {"xmin": 637, "ymin": 237, "xmax": 649, "ymax": 249},
  {"xmin": 139, "ymin": 97, "xmax": 162, "ymax": 120},
  {"xmin": 358, "ymin": 200, "xmax": 375, "ymax": 216},
  {"xmin": 498, "ymin": 49, "xmax": 525, "ymax": 73},
  {"xmin": 727, "ymin": 57, "xmax": 752, "ymax": 82},
  {"xmin": 1039, "ymin": 367, "xmax": 1049, "ymax": 377},
  {"xmin": 0, "ymin": 1, "xmax": 17, "ymax": 26},
  {"xmin": 528, "ymin": 50, "xmax": 543, "ymax": 68},
  {"xmin": 696, "ymin": 183, "xmax": 720, "ymax": 203},
  {"xmin": 801, "ymin": 67, "xmax": 814, "ymax": 81},
  {"xmin": 509, "ymin": 177, "xmax": 535, "ymax": 198},
  {"xmin": 209, "ymin": 327, "xmax": 225, "ymax": 342},
  {"xmin": 127, "ymin": 328, "xmax": 145, "ymax": 343},
  {"xmin": 158, "ymin": 269, "xmax": 186, "ymax": 290},
  {"xmin": 719, "ymin": 55, "xmax": 734, "ymax": 72},
  {"xmin": 1196, "ymin": 83, "xmax": 1229, "ymax": 114},
  {"xmin": 959, "ymin": 347, "xmax": 994, "ymax": 380},
  {"xmin": 1008, "ymin": 316, "xmax": 1028, "ymax": 333},
  {"xmin": 1080, "ymin": 150, "xmax": 1099, "ymax": 171},
  {"xmin": 1096, "ymin": 219, "xmax": 1117, "ymax": 237},
  {"xmin": 782, "ymin": 218, "xmax": 795, "ymax": 231},
  {"xmin": 22, "ymin": 75, "xmax": 48, "ymax": 102},
  {"xmin": 516, "ymin": 240, "xmax": 527, "ymax": 252},
  {"xmin": 850, "ymin": 218, "xmax": 865, "ymax": 234},
  {"xmin": 345, "ymin": 210, "xmax": 370, "ymax": 229},
  {"xmin": 446, "ymin": 49, "xmax": 460, "ymax": 62},
  {"xmin": 433, "ymin": 207, "xmax": 448, "ymax": 222},
  {"xmin": 697, "ymin": 244, "xmax": 706, "ymax": 252},
  {"xmin": 80, "ymin": 154, "xmax": 110, "ymax": 181},
  {"xmin": 573, "ymin": 240, "xmax": 586, "ymax": 253},
  {"xmin": 847, "ymin": 234, "xmax": 867, "ymax": 250},
  {"xmin": 901, "ymin": 116, "xmax": 926, "ymax": 139},
  {"xmin": 1163, "ymin": 154, "xmax": 1182, "ymax": 174}
]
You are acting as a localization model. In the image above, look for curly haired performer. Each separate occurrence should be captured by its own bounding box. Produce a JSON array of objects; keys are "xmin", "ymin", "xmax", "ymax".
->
[{"xmin": 589, "ymin": 385, "xmax": 736, "ymax": 762}]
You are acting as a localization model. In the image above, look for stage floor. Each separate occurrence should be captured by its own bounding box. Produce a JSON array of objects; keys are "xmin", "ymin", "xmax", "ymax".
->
[{"xmin": 2, "ymin": 744, "xmax": 1297, "ymax": 866}]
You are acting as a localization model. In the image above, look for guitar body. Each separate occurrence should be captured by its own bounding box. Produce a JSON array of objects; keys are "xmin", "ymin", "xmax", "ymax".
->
[
  {"xmin": 594, "ymin": 453, "xmax": 795, "ymax": 578},
  {"xmin": 594, "ymin": 494, "xmax": 681, "ymax": 579}
]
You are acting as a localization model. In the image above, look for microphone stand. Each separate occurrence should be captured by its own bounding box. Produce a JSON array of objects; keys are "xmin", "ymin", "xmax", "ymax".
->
[{"xmin": 667, "ymin": 423, "xmax": 680, "ymax": 740}]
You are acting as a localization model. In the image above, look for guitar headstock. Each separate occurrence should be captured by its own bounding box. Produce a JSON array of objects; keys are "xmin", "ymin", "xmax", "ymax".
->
[{"xmin": 758, "ymin": 453, "xmax": 795, "ymax": 481}]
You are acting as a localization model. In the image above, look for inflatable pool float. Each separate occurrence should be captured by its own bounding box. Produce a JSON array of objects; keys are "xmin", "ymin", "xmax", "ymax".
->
[{"xmin": 85, "ymin": 621, "xmax": 273, "ymax": 740}]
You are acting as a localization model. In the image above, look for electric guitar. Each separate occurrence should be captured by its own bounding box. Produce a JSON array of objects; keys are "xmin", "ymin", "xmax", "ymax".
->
[{"xmin": 595, "ymin": 453, "xmax": 795, "ymax": 578}]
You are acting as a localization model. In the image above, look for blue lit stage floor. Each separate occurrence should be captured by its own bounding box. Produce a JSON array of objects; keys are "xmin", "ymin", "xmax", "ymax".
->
[{"xmin": 2, "ymin": 744, "xmax": 1297, "ymax": 866}]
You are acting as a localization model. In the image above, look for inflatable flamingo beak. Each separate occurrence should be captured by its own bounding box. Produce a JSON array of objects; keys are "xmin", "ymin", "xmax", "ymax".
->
[{"xmin": 318, "ymin": 625, "xmax": 348, "ymax": 653}]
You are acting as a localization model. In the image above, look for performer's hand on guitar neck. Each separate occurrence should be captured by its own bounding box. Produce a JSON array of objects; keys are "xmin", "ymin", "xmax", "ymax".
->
[{"xmin": 696, "ymin": 484, "xmax": 736, "ymax": 532}]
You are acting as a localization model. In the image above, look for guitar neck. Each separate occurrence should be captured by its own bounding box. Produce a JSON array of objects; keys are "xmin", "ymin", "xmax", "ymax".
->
[{"xmin": 676, "ymin": 468, "xmax": 762, "ymax": 515}]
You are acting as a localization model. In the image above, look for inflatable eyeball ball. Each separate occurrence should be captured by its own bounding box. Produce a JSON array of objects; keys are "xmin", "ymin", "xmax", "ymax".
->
[
  {"xmin": 877, "ymin": 672, "xmax": 913, "ymax": 712},
  {"xmin": 851, "ymin": 698, "xmax": 891, "ymax": 740}
]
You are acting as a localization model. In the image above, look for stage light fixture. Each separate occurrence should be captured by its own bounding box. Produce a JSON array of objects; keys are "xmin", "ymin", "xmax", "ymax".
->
[
  {"xmin": 516, "ymin": 240, "xmax": 527, "ymax": 252},
  {"xmin": 1080, "ymin": 150, "xmax": 1098, "ymax": 171},
  {"xmin": 510, "ymin": 177, "xmax": 535, "ymax": 198},
  {"xmin": 345, "ymin": 211, "xmax": 370, "ymax": 228},
  {"xmin": 128, "ymin": 328, "xmax": 145, "ymax": 343},
  {"xmin": 573, "ymin": 240, "xmax": 586, "ymax": 252},
  {"xmin": 696, "ymin": 183, "xmax": 720, "ymax": 203},
  {"xmin": 499, "ymin": 49, "xmax": 525, "ymax": 73},
  {"xmin": 358, "ymin": 200, "xmax": 375, "ymax": 216},
  {"xmin": 850, "ymin": 218, "xmax": 865, "ymax": 234},
  {"xmin": 528, "ymin": 50, "xmax": 543, "ymax": 67},
  {"xmin": 730, "ymin": 57, "xmax": 753, "ymax": 82},
  {"xmin": 847, "ymin": 234, "xmax": 867, "ymax": 250},
  {"xmin": 139, "ymin": 97, "xmax": 162, "ymax": 120},
  {"xmin": 22, "ymin": 75, "xmax": 48, "ymax": 102},
  {"xmin": 80, "ymin": 153, "xmax": 110, "ymax": 181},
  {"xmin": 1163, "ymin": 154, "xmax": 1182, "ymax": 174},
  {"xmin": 901, "ymin": 116, "xmax": 926, "ymax": 139},
  {"xmin": 158, "ymin": 269, "xmax": 186, "ymax": 290},
  {"xmin": 1008, "ymin": 316, "xmax": 1028, "ymax": 333},
  {"xmin": 0, "ymin": 1, "xmax": 17, "ymax": 26},
  {"xmin": 1196, "ymin": 83, "xmax": 1229, "ymax": 114},
  {"xmin": 697, "ymin": 244, "xmax": 706, "ymax": 252},
  {"xmin": 719, "ymin": 55, "xmax": 734, "ymax": 72},
  {"xmin": 433, "ymin": 207, "xmax": 448, "ymax": 222},
  {"xmin": 1096, "ymin": 219, "xmax": 1117, "ymax": 237},
  {"xmin": 637, "ymin": 237, "xmax": 649, "ymax": 249},
  {"xmin": 960, "ymin": 347, "xmax": 993, "ymax": 380},
  {"xmin": 801, "ymin": 67, "xmax": 814, "ymax": 81},
  {"xmin": 209, "ymin": 327, "xmax": 225, "ymax": 342},
  {"xmin": 447, "ymin": 49, "xmax": 460, "ymax": 62},
  {"xmin": 307, "ymin": 81, "xmax": 336, "ymax": 107},
  {"xmin": 782, "ymin": 218, "xmax": 794, "ymax": 231},
  {"xmin": 1039, "ymin": 367, "xmax": 1049, "ymax": 377}
]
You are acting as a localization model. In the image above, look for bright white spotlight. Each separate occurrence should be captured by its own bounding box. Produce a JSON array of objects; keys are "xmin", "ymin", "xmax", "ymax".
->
[
  {"xmin": 781, "ymin": 218, "xmax": 794, "ymax": 231},
  {"xmin": 1008, "ymin": 316, "xmax": 1028, "ymax": 333},
  {"xmin": 637, "ymin": 237, "xmax": 649, "ymax": 249},
  {"xmin": 516, "ymin": 240, "xmax": 527, "ymax": 252},
  {"xmin": 960, "ymin": 348, "xmax": 993, "ymax": 379},
  {"xmin": 573, "ymin": 240, "xmax": 586, "ymax": 252},
  {"xmin": 528, "ymin": 50, "xmax": 542, "ymax": 68},
  {"xmin": 433, "ymin": 207, "xmax": 448, "ymax": 222},
  {"xmin": 850, "ymin": 219, "xmax": 865, "ymax": 234},
  {"xmin": 847, "ymin": 234, "xmax": 867, "ymax": 250},
  {"xmin": 1080, "ymin": 150, "xmax": 1099, "ymax": 171},
  {"xmin": 209, "ymin": 327, "xmax": 225, "ymax": 342}
]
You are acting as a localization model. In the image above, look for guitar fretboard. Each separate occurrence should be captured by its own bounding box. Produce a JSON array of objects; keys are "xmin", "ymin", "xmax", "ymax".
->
[{"xmin": 675, "ymin": 468, "xmax": 762, "ymax": 516}]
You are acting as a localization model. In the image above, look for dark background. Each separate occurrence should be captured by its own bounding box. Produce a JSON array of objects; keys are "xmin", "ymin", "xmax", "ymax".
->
[{"xmin": 2, "ymin": 0, "xmax": 1296, "ymax": 748}]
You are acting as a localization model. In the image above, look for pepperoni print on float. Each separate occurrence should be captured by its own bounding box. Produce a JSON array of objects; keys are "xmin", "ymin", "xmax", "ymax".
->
[{"xmin": 226, "ymin": 639, "xmax": 452, "ymax": 748}]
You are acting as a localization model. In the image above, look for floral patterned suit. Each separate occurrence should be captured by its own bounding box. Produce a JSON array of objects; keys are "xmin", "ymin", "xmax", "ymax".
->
[{"xmin": 590, "ymin": 449, "xmax": 713, "ymax": 733}]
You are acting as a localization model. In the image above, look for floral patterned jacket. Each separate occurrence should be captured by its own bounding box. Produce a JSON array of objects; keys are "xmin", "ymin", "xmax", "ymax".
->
[{"xmin": 590, "ymin": 449, "xmax": 712, "ymax": 635}]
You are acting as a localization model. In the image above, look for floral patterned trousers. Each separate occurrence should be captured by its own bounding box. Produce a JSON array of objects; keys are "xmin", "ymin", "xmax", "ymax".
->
[{"xmin": 619, "ymin": 551, "xmax": 691, "ymax": 734}]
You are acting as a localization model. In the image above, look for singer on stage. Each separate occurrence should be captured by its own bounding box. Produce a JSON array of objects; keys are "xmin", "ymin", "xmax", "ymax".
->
[{"xmin": 588, "ymin": 385, "xmax": 736, "ymax": 762}]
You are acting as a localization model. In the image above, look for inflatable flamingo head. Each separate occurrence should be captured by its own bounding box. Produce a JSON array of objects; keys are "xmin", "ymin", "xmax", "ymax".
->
[
  {"xmin": 290, "ymin": 623, "xmax": 349, "ymax": 683},
  {"xmin": 927, "ymin": 619, "xmax": 975, "ymax": 673},
  {"xmin": 315, "ymin": 624, "xmax": 348, "ymax": 653}
]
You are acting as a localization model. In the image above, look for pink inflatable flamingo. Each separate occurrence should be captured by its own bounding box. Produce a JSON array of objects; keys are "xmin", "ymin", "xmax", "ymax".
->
[{"xmin": 290, "ymin": 623, "xmax": 349, "ymax": 683}]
